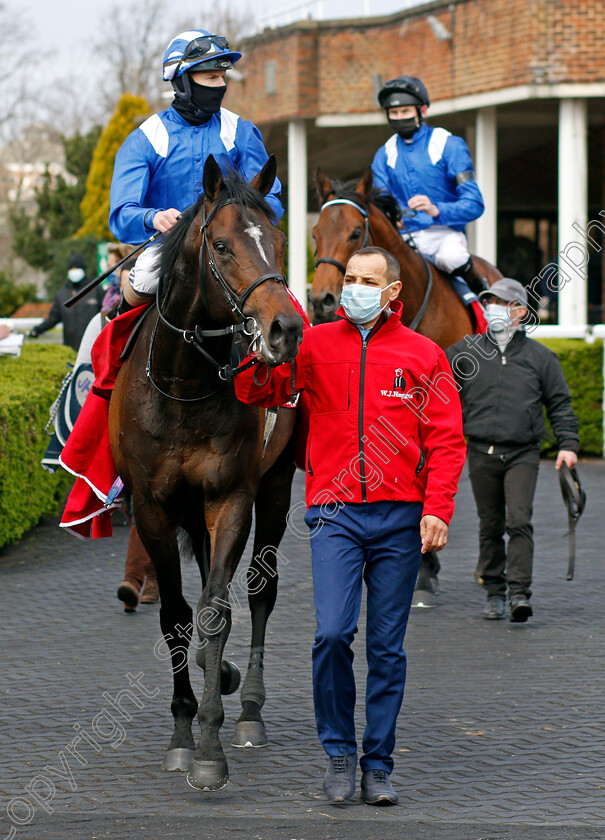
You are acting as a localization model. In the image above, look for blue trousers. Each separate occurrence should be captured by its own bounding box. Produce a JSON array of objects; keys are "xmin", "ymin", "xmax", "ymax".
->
[{"xmin": 305, "ymin": 500, "xmax": 422, "ymax": 773}]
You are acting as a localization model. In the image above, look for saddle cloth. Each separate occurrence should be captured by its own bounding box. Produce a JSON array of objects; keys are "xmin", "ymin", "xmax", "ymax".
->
[
  {"xmin": 59, "ymin": 305, "xmax": 149, "ymax": 539},
  {"xmin": 449, "ymin": 276, "xmax": 488, "ymax": 334}
]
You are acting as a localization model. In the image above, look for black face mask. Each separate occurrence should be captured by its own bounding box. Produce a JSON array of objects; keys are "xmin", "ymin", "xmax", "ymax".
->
[
  {"xmin": 388, "ymin": 115, "xmax": 421, "ymax": 140},
  {"xmin": 172, "ymin": 74, "xmax": 227, "ymax": 125},
  {"xmin": 190, "ymin": 79, "xmax": 227, "ymax": 114}
]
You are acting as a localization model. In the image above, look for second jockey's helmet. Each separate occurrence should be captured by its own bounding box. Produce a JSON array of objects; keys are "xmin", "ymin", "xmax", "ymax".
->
[
  {"xmin": 162, "ymin": 30, "xmax": 242, "ymax": 81},
  {"xmin": 378, "ymin": 76, "xmax": 430, "ymax": 110}
]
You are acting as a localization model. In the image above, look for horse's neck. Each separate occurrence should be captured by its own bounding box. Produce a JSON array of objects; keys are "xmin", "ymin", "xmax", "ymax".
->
[
  {"xmin": 371, "ymin": 210, "xmax": 429, "ymax": 308},
  {"xmin": 156, "ymin": 285, "xmax": 233, "ymax": 380}
]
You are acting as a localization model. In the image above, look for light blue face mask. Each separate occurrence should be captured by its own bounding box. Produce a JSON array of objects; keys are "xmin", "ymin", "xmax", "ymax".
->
[
  {"xmin": 484, "ymin": 302, "xmax": 513, "ymax": 332},
  {"xmin": 340, "ymin": 282, "xmax": 396, "ymax": 325}
]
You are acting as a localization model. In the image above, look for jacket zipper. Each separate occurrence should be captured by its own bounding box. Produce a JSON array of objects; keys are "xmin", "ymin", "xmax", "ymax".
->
[
  {"xmin": 359, "ymin": 336, "xmax": 368, "ymax": 501},
  {"xmin": 415, "ymin": 450, "xmax": 425, "ymax": 476}
]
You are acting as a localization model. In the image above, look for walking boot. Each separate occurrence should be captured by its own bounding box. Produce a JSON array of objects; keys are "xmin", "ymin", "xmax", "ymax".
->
[{"xmin": 509, "ymin": 594, "xmax": 533, "ymax": 623}]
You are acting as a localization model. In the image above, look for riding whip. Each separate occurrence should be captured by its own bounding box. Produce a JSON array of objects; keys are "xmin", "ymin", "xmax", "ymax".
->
[
  {"xmin": 64, "ymin": 231, "xmax": 162, "ymax": 309},
  {"xmin": 558, "ymin": 462, "xmax": 586, "ymax": 581}
]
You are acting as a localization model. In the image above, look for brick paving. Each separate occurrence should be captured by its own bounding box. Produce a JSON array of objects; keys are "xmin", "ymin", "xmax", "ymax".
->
[{"xmin": 1, "ymin": 460, "xmax": 604, "ymax": 840}]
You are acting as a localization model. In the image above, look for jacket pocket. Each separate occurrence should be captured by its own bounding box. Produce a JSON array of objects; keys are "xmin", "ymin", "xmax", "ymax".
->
[
  {"xmin": 415, "ymin": 449, "xmax": 426, "ymax": 476},
  {"xmin": 307, "ymin": 441, "xmax": 314, "ymax": 476}
]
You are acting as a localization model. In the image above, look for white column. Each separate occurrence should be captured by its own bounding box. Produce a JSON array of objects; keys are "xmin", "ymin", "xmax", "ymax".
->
[
  {"xmin": 287, "ymin": 119, "xmax": 308, "ymax": 308},
  {"xmin": 558, "ymin": 98, "xmax": 588, "ymax": 326},
  {"xmin": 465, "ymin": 124, "xmax": 476, "ymax": 253},
  {"xmin": 474, "ymin": 107, "xmax": 498, "ymax": 266}
]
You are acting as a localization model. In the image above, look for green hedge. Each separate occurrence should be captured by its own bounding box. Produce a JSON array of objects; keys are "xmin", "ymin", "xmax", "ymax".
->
[
  {"xmin": 0, "ymin": 344, "xmax": 76, "ymax": 548},
  {"xmin": 0, "ymin": 337, "xmax": 602, "ymax": 550},
  {"xmin": 537, "ymin": 338, "xmax": 603, "ymax": 456}
]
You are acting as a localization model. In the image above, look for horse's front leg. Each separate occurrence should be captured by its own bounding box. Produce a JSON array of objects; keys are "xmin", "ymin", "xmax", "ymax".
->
[
  {"xmin": 133, "ymin": 500, "xmax": 198, "ymax": 773},
  {"xmin": 233, "ymin": 442, "xmax": 296, "ymax": 749},
  {"xmin": 187, "ymin": 489, "xmax": 254, "ymax": 791}
]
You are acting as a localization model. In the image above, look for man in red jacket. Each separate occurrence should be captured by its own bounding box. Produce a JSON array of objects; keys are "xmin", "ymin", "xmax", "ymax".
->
[{"xmin": 235, "ymin": 246, "xmax": 466, "ymax": 805}]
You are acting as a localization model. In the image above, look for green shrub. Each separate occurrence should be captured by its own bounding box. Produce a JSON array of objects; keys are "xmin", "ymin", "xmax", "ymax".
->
[
  {"xmin": 0, "ymin": 272, "xmax": 38, "ymax": 316},
  {"xmin": 78, "ymin": 93, "xmax": 150, "ymax": 240},
  {"xmin": 0, "ymin": 344, "xmax": 76, "ymax": 548},
  {"xmin": 537, "ymin": 338, "xmax": 602, "ymax": 456}
]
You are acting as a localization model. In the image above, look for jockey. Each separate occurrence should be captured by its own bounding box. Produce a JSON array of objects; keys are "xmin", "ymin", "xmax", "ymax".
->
[
  {"xmin": 371, "ymin": 75, "xmax": 486, "ymax": 296},
  {"xmin": 110, "ymin": 30, "xmax": 284, "ymax": 311}
]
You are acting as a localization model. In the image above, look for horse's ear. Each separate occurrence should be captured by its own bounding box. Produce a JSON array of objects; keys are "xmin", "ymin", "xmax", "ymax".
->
[
  {"xmin": 315, "ymin": 167, "xmax": 334, "ymax": 204},
  {"xmin": 356, "ymin": 167, "xmax": 374, "ymax": 198},
  {"xmin": 203, "ymin": 155, "xmax": 224, "ymax": 202},
  {"xmin": 250, "ymin": 155, "xmax": 277, "ymax": 197}
]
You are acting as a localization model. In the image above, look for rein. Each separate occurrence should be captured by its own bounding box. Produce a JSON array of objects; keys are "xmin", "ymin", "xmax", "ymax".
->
[
  {"xmin": 315, "ymin": 198, "xmax": 371, "ymax": 275},
  {"xmin": 147, "ymin": 197, "xmax": 287, "ymax": 402},
  {"xmin": 315, "ymin": 196, "xmax": 434, "ymax": 331}
]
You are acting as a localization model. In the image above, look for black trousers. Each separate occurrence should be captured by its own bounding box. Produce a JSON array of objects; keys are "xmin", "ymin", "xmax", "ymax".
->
[{"xmin": 467, "ymin": 446, "xmax": 540, "ymax": 600}]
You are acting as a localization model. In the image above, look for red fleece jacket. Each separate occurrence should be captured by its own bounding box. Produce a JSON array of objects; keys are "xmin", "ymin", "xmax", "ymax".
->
[{"xmin": 235, "ymin": 302, "xmax": 466, "ymax": 524}]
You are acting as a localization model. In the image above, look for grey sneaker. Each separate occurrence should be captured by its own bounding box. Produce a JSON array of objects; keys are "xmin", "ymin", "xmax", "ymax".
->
[
  {"xmin": 483, "ymin": 595, "xmax": 505, "ymax": 620},
  {"xmin": 360, "ymin": 769, "xmax": 398, "ymax": 805},
  {"xmin": 323, "ymin": 752, "xmax": 357, "ymax": 801}
]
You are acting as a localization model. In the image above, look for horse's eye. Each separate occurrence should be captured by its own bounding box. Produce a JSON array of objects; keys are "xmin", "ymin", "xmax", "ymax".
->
[
  {"xmin": 349, "ymin": 229, "xmax": 362, "ymax": 241},
  {"xmin": 213, "ymin": 242, "xmax": 228, "ymax": 255}
]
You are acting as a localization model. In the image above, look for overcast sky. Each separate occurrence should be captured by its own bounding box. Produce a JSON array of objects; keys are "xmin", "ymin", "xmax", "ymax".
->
[{"xmin": 14, "ymin": 0, "xmax": 420, "ymax": 75}]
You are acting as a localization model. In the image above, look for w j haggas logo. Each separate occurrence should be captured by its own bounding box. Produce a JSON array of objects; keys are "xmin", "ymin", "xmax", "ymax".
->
[{"xmin": 381, "ymin": 368, "xmax": 414, "ymax": 401}]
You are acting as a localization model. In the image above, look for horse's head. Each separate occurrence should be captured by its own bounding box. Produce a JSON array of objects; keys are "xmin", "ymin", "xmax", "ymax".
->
[
  {"xmin": 173, "ymin": 156, "xmax": 303, "ymax": 366},
  {"xmin": 310, "ymin": 167, "xmax": 377, "ymax": 324}
]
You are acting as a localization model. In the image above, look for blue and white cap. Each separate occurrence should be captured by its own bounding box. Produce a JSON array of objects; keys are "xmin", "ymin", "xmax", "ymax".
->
[{"xmin": 162, "ymin": 30, "xmax": 242, "ymax": 81}]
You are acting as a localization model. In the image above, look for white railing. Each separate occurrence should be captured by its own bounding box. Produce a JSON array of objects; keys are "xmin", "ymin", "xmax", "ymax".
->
[{"xmin": 0, "ymin": 318, "xmax": 46, "ymax": 330}]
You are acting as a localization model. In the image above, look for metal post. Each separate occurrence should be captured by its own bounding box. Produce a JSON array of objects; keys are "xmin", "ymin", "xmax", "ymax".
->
[{"xmin": 287, "ymin": 119, "xmax": 308, "ymax": 308}]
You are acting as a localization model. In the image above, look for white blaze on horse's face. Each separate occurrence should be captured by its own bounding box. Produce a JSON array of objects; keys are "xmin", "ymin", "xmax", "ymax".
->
[{"xmin": 245, "ymin": 223, "xmax": 269, "ymax": 267}]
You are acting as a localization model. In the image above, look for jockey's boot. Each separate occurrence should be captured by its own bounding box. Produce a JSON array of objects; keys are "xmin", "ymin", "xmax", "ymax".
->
[
  {"xmin": 115, "ymin": 290, "xmax": 154, "ymax": 317},
  {"xmin": 455, "ymin": 258, "xmax": 488, "ymax": 296}
]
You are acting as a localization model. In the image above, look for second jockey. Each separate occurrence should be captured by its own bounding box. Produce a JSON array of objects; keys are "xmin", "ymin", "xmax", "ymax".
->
[
  {"xmin": 371, "ymin": 75, "xmax": 486, "ymax": 295},
  {"xmin": 110, "ymin": 29, "xmax": 284, "ymax": 311}
]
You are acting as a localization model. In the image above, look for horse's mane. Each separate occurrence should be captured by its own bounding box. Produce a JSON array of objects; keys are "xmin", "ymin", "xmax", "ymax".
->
[
  {"xmin": 326, "ymin": 178, "xmax": 401, "ymax": 229},
  {"xmin": 157, "ymin": 171, "xmax": 276, "ymax": 286}
]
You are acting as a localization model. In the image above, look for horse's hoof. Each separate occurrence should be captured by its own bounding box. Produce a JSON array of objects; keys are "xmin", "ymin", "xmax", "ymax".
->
[
  {"xmin": 187, "ymin": 758, "xmax": 229, "ymax": 791},
  {"xmin": 220, "ymin": 660, "xmax": 241, "ymax": 695},
  {"xmin": 232, "ymin": 720, "xmax": 268, "ymax": 748},
  {"xmin": 162, "ymin": 748, "xmax": 194, "ymax": 772}
]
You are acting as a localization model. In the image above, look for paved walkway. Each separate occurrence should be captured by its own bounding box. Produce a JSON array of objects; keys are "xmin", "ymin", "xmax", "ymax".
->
[{"xmin": 1, "ymin": 460, "xmax": 604, "ymax": 840}]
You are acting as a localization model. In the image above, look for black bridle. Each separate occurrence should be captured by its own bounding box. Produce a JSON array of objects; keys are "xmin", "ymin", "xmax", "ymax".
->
[
  {"xmin": 314, "ymin": 198, "xmax": 371, "ymax": 275},
  {"xmin": 147, "ymin": 197, "xmax": 287, "ymax": 401},
  {"xmin": 313, "ymin": 196, "xmax": 434, "ymax": 331}
]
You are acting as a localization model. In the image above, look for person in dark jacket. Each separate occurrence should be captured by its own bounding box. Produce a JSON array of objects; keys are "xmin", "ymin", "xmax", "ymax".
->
[
  {"xmin": 29, "ymin": 254, "xmax": 103, "ymax": 351},
  {"xmin": 446, "ymin": 278, "xmax": 579, "ymax": 622},
  {"xmin": 236, "ymin": 246, "xmax": 466, "ymax": 806}
]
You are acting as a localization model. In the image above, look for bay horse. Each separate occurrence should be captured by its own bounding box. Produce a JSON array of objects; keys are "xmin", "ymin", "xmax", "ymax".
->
[
  {"xmin": 108, "ymin": 155, "xmax": 303, "ymax": 791},
  {"xmin": 310, "ymin": 167, "xmax": 502, "ymax": 346}
]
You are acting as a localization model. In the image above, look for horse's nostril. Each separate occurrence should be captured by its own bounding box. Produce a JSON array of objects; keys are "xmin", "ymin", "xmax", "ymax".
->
[
  {"xmin": 322, "ymin": 293, "xmax": 337, "ymax": 310},
  {"xmin": 269, "ymin": 318, "xmax": 284, "ymax": 348}
]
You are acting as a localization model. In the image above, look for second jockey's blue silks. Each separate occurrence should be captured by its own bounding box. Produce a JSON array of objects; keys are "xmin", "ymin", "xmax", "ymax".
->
[
  {"xmin": 371, "ymin": 122, "xmax": 484, "ymax": 233},
  {"xmin": 109, "ymin": 106, "xmax": 284, "ymax": 245}
]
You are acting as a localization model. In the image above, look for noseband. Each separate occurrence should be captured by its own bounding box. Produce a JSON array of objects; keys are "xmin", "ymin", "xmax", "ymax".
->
[
  {"xmin": 150, "ymin": 197, "xmax": 287, "ymax": 397},
  {"xmin": 314, "ymin": 198, "xmax": 372, "ymax": 275}
]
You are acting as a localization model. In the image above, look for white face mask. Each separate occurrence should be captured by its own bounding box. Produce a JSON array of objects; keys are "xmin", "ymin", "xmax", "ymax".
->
[
  {"xmin": 484, "ymin": 303, "xmax": 513, "ymax": 332},
  {"xmin": 340, "ymin": 282, "xmax": 396, "ymax": 325},
  {"xmin": 68, "ymin": 268, "xmax": 85, "ymax": 283}
]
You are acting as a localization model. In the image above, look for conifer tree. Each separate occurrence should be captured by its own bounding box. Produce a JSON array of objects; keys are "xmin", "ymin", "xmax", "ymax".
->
[{"xmin": 78, "ymin": 93, "xmax": 150, "ymax": 239}]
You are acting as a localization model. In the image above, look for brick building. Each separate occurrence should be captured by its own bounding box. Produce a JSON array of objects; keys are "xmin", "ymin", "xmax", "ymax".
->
[{"xmin": 224, "ymin": 0, "xmax": 605, "ymax": 324}]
